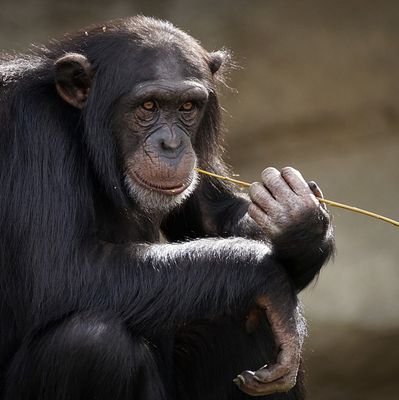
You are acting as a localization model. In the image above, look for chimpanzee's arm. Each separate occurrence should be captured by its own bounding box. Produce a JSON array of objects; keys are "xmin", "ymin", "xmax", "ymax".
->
[
  {"xmin": 161, "ymin": 167, "xmax": 334, "ymax": 292},
  {"xmin": 86, "ymin": 238, "xmax": 293, "ymax": 334},
  {"xmin": 84, "ymin": 237, "xmax": 302, "ymax": 394}
]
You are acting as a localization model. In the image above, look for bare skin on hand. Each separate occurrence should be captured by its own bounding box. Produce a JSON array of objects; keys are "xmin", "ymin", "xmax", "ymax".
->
[
  {"xmin": 237, "ymin": 296, "xmax": 303, "ymax": 396},
  {"xmin": 248, "ymin": 166, "xmax": 328, "ymax": 241}
]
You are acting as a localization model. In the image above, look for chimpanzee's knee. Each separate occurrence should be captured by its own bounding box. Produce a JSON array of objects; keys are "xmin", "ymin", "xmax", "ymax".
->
[
  {"xmin": 52, "ymin": 312, "xmax": 134, "ymax": 365},
  {"xmin": 4, "ymin": 312, "xmax": 166, "ymax": 400}
]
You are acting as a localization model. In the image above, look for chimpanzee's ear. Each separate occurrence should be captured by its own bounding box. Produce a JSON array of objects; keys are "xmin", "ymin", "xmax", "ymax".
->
[
  {"xmin": 208, "ymin": 50, "xmax": 228, "ymax": 75},
  {"xmin": 54, "ymin": 53, "xmax": 93, "ymax": 109}
]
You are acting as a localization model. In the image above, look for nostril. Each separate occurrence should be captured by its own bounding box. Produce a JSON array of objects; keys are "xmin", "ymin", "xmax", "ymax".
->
[{"xmin": 160, "ymin": 138, "xmax": 182, "ymax": 151}]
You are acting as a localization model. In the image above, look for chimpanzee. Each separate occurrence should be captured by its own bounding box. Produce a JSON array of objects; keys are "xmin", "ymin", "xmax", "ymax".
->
[{"xmin": 0, "ymin": 16, "xmax": 334, "ymax": 400}]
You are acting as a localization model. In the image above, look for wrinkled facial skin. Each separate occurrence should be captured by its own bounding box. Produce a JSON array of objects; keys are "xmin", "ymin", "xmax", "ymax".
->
[{"xmin": 114, "ymin": 78, "xmax": 208, "ymax": 212}]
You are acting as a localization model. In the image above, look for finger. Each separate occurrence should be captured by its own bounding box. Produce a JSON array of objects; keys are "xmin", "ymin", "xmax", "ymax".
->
[
  {"xmin": 308, "ymin": 181, "xmax": 327, "ymax": 210},
  {"xmin": 308, "ymin": 181, "xmax": 323, "ymax": 198},
  {"xmin": 234, "ymin": 371, "xmax": 266, "ymax": 396},
  {"xmin": 280, "ymin": 167, "xmax": 312, "ymax": 196},
  {"xmin": 249, "ymin": 182, "xmax": 278, "ymax": 212},
  {"xmin": 234, "ymin": 372, "xmax": 293, "ymax": 396},
  {"xmin": 253, "ymin": 364, "xmax": 290, "ymax": 383},
  {"xmin": 248, "ymin": 203, "xmax": 280, "ymax": 236},
  {"xmin": 261, "ymin": 167, "xmax": 295, "ymax": 199},
  {"xmin": 254, "ymin": 377, "xmax": 296, "ymax": 395}
]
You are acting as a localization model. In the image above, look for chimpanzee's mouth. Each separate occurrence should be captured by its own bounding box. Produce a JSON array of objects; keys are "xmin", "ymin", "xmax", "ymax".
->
[{"xmin": 131, "ymin": 171, "xmax": 193, "ymax": 196}]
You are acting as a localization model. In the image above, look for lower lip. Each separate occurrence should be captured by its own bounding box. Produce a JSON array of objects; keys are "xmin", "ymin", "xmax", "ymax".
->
[{"xmin": 132, "ymin": 172, "xmax": 191, "ymax": 196}]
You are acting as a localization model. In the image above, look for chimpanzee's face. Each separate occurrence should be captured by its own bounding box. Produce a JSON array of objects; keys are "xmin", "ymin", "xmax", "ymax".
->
[
  {"xmin": 111, "ymin": 54, "xmax": 211, "ymax": 212},
  {"xmin": 54, "ymin": 44, "xmax": 223, "ymax": 213}
]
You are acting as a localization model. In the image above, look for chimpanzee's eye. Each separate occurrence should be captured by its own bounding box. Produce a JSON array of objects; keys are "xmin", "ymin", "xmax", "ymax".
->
[
  {"xmin": 142, "ymin": 100, "xmax": 157, "ymax": 111},
  {"xmin": 179, "ymin": 102, "xmax": 194, "ymax": 112}
]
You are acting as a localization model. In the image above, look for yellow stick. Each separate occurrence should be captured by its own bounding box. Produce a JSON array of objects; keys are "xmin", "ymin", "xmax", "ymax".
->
[{"xmin": 194, "ymin": 168, "xmax": 399, "ymax": 228}]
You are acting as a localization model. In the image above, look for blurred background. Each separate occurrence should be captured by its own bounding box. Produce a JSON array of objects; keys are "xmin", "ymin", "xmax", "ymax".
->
[{"xmin": 1, "ymin": 0, "xmax": 398, "ymax": 398}]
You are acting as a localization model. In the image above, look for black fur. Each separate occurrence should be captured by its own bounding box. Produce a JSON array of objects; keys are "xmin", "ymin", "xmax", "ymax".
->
[{"xmin": 0, "ymin": 17, "xmax": 334, "ymax": 400}]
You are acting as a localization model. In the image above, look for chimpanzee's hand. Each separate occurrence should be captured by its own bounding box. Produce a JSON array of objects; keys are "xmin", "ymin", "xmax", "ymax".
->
[
  {"xmin": 248, "ymin": 167, "xmax": 330, "ymax": 251},
  {"xmin": 235, "ymin": 297, "xmax": 304, "ymax": 396}
]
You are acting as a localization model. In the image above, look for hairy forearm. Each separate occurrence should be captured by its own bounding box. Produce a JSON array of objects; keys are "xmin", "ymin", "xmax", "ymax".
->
[{"xmin": 85, "ymin": 238, "xmax": 292, "ymax": 334}]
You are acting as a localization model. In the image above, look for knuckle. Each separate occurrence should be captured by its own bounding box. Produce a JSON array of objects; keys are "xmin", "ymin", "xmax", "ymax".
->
[
  {"xmin": 261, "ymin": 167, "xmax": 279, "ymax": 181},
  {"xmin": 249, "ymin": 182, "xmax": 264, "ymax": 198},
  {"xmin": 264, "ymin": 177, "xmax": 282, "ymax": 192},
  {"xmin": 281, "ymin": 166, "xmax": 303, "ymax": 182},
  {"xmin": 251, "ymin": 191, "xmax": 266, "ymax": 207},
  {"xmin": 281, "ymin": 166, "xmax": 296, "ymax": 175},
  {"xmin": 250, "ymin": 181, "xmax": 262, "ymax": 190},
  {"xmin": 281, "ymin": 166, "xmax": 291, "ymax": 173},
  {"xmin": 250, "ymin": 187, "xmax": 273, "ymax": 210}
]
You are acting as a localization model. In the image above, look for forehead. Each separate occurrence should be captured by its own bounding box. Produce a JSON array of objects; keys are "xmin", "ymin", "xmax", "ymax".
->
[
  {"xmin": 129, "ymin": 45, "xmax": 209, "ymax": 84},
  {"xmin": 153, "ymin": 53, "xmax": 186, "ymax": 82}
]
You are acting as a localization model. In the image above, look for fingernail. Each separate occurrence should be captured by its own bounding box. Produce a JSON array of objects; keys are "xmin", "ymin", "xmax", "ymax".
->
[
  {"xmin": 260, "ymin": 364, "xmax": 268, "ymax": 370},
  {"xmin": 308, "ymin": 181, "xmax": 316, "ymax": 190},
  {"xmin": 233, "ymin": 375, "xmax": 246, "ymax": 385}
]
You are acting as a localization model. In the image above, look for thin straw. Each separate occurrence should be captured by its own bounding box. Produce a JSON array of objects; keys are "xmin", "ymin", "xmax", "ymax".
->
[{"xmin": 194, "ymin": 168, "xmax": 399, "ymax": 228}]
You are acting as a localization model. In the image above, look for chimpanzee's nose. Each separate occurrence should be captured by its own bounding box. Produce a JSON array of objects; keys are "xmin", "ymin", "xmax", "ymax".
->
[{"xmin": 158, "ymin": 132, "xmax": 182, "ymax": 153}]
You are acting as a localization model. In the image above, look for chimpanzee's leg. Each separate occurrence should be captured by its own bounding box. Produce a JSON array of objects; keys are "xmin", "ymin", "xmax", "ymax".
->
[{"xmin": 3, "ymin": 312, "xmax": 167, "ymax": 400}]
